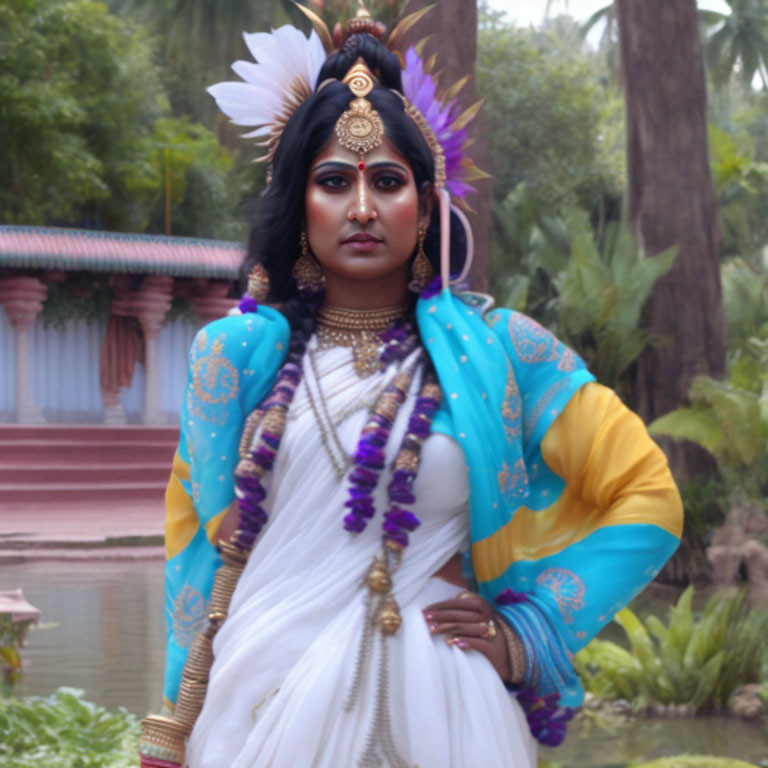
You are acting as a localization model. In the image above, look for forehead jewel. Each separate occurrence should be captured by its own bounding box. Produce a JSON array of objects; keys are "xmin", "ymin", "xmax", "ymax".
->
[{"xmin": 335, "ymin": 58, "xmax": 384, "ymax": 158}]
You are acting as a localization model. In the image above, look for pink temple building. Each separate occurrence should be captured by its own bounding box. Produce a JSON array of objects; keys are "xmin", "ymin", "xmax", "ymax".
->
[{"xmin": 0, "ymin": 225, "xmax": 243, "ymax": 509}]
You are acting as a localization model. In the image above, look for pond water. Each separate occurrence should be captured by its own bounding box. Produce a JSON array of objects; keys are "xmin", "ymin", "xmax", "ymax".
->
[{"xmin": 2, "ymin": 561, "xmax": 767, "ymax": 766}]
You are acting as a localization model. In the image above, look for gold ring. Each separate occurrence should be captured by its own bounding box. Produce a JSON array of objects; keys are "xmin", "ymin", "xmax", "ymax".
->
[
  {"xmin": 458, "ymin": 591, "xmax": 474, "ymax": 600},
  {"xmin": 483, "ymin": 619, "xmax": 497, "ymax": 640}
]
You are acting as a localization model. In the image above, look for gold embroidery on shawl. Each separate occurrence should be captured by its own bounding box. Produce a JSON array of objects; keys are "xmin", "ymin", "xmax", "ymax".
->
[
  {"xmin": 188, "ymin": 333, "xmax": 240, "ymax": 425},
  {"xmin": 497, "ymin": 458, "xmax": 528, "ymax": 500},
  {"xmin": 524, "ymin": 378, "xmax": 570, "ymax": 439},
  {"xmin": 557, "ymin": 347, "xmax": 577, "ymax": 372},
  {"xmin": 172, "ymin": 585, "xmax": 210, "ymax": 649},
  {"xmin": 501, "ymin": 364, "xmax": 522, "ymax": 441},
  {"xmin": 486, "ymin": 311, "xmax": 503, "ymax": 328},
  {"xmin": 536, "ymin": 568, "xmax": 585, "ymax": 625},
  {"xmin": 508, "ymin": 313, "xmax": 560, "ymax": 364}
]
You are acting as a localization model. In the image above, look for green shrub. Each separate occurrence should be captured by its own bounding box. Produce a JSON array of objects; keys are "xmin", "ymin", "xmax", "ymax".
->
[
  {"xmin": 0, "ymin": 688, "xmax": 139, "ymax": 768},
  {"xmin": 574, "ymin": 587, "xmax": 768, "ymax": 714}
]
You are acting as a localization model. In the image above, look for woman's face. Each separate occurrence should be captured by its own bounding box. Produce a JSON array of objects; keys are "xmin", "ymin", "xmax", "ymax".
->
[{"xmin": 305, "ymin": 135, "xmax": 425, "ymax": 288}]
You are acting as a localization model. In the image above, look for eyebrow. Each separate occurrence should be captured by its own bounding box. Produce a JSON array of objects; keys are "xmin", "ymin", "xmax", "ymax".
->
[{"xmin": 311, "ymin": 160, "xmax": 410, "ymax": 174}]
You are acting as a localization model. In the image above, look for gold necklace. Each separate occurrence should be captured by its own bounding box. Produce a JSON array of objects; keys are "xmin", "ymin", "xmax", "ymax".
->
[
  {"xmin": 316, "ymin": 303, "xmax": 408, "ymax": 378},
  {"xmin": 304, "ymin": 345, "xmax": 353, "ymax": 480}
]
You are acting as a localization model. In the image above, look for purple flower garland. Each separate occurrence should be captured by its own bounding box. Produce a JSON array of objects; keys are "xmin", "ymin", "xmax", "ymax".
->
[
  {"xmin": 344, "ymin": 364, "xmax": 442, "ymax": 549},
  {"xmin": 234, "ymin": 299, "xmax": 433, "ymax": 556}
]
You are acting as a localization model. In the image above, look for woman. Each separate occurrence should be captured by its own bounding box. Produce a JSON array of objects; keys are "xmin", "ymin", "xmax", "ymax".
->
[{"xmin": 141, "ymin": 9, "xmax": 683, "ymax": 768}]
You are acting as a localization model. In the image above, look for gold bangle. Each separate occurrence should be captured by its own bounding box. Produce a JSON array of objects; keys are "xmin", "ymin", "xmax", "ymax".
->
[{"xmin": 497, "ymin": 616, "xmax": 527, "ymax": 685}]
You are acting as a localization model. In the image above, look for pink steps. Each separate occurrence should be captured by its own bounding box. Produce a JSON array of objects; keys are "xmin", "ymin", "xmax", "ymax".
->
[{"xmin": 0, "ymin": 425, "xmax": 178, "ymax": 505}]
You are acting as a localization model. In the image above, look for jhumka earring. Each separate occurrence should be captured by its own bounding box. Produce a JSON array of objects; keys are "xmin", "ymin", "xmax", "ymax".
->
[
  {"xmin": 408, "ymin": 224, "xmax": 433, "ymax": 293},
  {"xmin": 292, "ymin": 231, "xmax": 325, "ymax": 295},
  {"xmin": 247, "ymin": 263, "xmax": 270, "ymax": 303}
]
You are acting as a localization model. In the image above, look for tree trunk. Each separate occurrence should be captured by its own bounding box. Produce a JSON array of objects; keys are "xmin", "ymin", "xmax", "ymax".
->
[
  {"xmin": 401, "ymin": 0, "xmax": 491, "ymax": 291},
  {"xmin": 617, "ymin": 0, "xmax": 726, "ymax": 479}
]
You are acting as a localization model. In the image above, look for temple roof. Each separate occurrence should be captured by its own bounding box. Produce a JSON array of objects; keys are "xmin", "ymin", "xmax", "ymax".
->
[{"xmin": 0, "ymin": 226, "xmax": 244, "ymax": 279}]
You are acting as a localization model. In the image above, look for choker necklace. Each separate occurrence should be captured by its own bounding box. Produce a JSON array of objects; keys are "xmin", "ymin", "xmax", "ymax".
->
[{"xmin": 316, "ymin": 303, "xmax": 409, "ymax": 378}]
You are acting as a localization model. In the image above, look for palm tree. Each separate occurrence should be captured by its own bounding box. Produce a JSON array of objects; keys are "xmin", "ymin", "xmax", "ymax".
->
[
  {"xmin": 582, "ymin": 3, "xmax": 620, "ymax": 82},
  {"xmin": 703, "ymin": 0, "xmax": 768, "ymax": 90},
  {"xmin": 616, "ymin": 0, "xmax": 726, "ymax": 480}
]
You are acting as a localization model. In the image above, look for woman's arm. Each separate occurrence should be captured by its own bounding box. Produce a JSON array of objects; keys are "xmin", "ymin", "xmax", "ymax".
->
[{"xmin": 213, "ymin": 500, "xmax": 241, "ymax": 546}]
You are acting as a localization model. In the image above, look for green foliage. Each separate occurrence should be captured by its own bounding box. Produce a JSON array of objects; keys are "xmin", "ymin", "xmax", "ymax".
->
[
  {"xmin": 720, "ymin": 259, "xmax": 768, "ymax": 356},
  {"xmin": 145, "ymin": 117, "xmax": 239, "ymax": 239},
  {"xmin": 649, "ymin": 369, "xmax": 768, "ymax": 495},
  {"xmin": 492, "ymin": 191, "xmax": 676, "ymax": 393},
  {"xmin": 0, "ymin": 0, "xmax": 241, "ymax": 236},
  {"xmin": 0, "ymin": 688, "xmax": 140, "ymax": 767},
  {"xmin": 575, "ymin": 587, "xmax": 768, "ymax": 715},
  {"xmin": 703, "ymin": 0, "xmax": 768, "ymax": 91},
  {"xmin": 477, "ymin": 11, "xmax": 624, "ymax": 211},
  {"xmin": 553, "ymin": 213, "xmax": 676, "ymax": 388},
  {"xmin": 632, "ymin": 758, "xmax": 760, "ymax": 768},
  {"xmin": 0, "ymin": 617, "xmax": 28, "ymax": 692},
  {"xmin": 0, "ymin": 0, "xmax": 167, "ymax": 227},
  {"xmin": 709, "ymin": 126, "xmax": 768, "ymax": 259},
  {"xmin": 40, "ymin": 275, "xmax": 112, "ymax": 329}
]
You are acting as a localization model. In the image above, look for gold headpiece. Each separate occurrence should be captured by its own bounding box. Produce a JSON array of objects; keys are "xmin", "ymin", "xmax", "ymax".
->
[
  {"xmin": 335, "ymin": 59, "xmax": 384, "ymax": 159},
  {"xmin": 210, "ymin": 2, "xmax": 486, "ymax": 202}
]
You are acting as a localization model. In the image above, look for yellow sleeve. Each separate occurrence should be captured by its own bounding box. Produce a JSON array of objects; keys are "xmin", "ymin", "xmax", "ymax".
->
[{"xmin": 541, "ymin": 381, "xmax": 683, "ymax": 540}]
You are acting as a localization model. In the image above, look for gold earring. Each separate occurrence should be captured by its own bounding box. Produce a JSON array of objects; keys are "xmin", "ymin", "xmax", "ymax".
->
[
  {"xmin": 293, "ymin": 231, "xmax": 325, "ymax": 295},
  {"xmin": 409, "ymin": 225, "xmax": 433, "ymax": 293},
  {"xmin": 247, "ymin": 263, "xmax": 270, "ymax": 303}
]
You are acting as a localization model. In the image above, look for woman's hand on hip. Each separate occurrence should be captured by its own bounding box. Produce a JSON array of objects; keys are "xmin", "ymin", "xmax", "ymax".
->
[{"xmin": 423, "ymin": 591, "xmax": 511, "ymax": 682}]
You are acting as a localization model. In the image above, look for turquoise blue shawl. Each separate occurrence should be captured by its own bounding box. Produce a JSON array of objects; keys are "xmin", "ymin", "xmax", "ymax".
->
[{"xmin": 162, "ymin": 290, "xmax": 680, "ymax": 713}]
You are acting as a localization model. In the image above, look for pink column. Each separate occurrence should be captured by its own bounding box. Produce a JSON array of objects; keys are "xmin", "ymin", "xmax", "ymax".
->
[
  {"xmin": 101, "ymin": 290, "xmax": 135, "ymax": 425},
  {"xmin": 132, "ymin": 276, "xmax": 173, "ymax": 425},
  {"xmin": 189, "ymin": 281, "xmax": 238, "ymax": 324},
  {"xmin": 0, "ymin": 277, "xmax": 48, "ymax": 423}
]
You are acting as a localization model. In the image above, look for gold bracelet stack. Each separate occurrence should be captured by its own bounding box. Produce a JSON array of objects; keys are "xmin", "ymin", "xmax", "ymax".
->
[
  {"xmin": 497, "ymin": 616, "xmax": 528, "ymax": 685},
  {"xmin": 140, "ymin": 541, "xmax": 248, "ymax": 765}
]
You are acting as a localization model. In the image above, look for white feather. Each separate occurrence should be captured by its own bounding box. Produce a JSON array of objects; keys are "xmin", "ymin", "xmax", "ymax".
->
[
  {"xmin": 240, "ymin": 127, "xmax": 271, "ymax": 139},
  {"xmin": 207, "ymin": 82, "xmax": 280, "ymax": 125},
  {"xmin": 209, "ymin": 24, "xmax": 326, "ymax": 145}
]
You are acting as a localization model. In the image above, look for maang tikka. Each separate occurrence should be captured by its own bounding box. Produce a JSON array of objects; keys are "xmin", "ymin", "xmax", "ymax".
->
[{"xmin": 336, "ymin": 59, "xmax": 384, "ymax": 167}]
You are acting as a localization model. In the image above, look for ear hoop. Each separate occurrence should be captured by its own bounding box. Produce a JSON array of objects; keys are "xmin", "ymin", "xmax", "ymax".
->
[{"xmin": 437, "ymin": 188, "xmax": 474, "ymax": 290}]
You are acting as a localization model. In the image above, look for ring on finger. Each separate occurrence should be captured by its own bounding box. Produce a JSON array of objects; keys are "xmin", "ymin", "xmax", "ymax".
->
[{"xmin": 482, "ymin": 619, "xmax": 497, "ymax": 640}]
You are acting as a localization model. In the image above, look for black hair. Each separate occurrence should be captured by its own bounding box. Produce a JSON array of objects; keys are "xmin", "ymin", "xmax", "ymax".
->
[{"xmin": 241, "ymin": 34, "xmax": 466, "ymax": 348}]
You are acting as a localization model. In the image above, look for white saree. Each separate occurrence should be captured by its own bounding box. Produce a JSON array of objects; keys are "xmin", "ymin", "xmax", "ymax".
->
[{"xmin": 186, "ymin": 343, "xmax": 537, "ymax": 768}]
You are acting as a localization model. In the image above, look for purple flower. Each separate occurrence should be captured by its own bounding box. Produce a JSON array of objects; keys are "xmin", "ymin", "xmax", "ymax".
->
[
  {"xmin": 349, "ymin": 467, "xmax": 378, "ymax": 488},
  {"xmin": 343, "ymin": 513, "xmax": 367, "ymax": 533},
  {"xmin": 238, "ymin": 295, "xmax": 259, "ymax": 314},
  {"xmin": 401, "ymin": 48, "xmax": 475, "ymax": 200},
  {"xmin": 515, "ymin": 690, "xmax": 574, "ymax": 747},
  {"xmin": 354, "ymin": 444, "xmax": 385, "ymax": 470},
  {"xmin": 236, "ymin": 477, "xmax": 265, "ymax": 498},
  {"xmin": 388, "ymin": 486, "xmax": 416, "ymax": 505},
  {"xmin": 384, "ymin": 507, "xmax": 420, "ymax": 531},
  {"xmin": 495, "ymin": 589, "xmax": 530, "ymax": 606},
  {"xmin": 384, "ymin": 528, "xmax": 409, "ymax": 548},
  {"xmin": 421, "ymin": 275, "xmax": 443, "ymax": 299}
]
